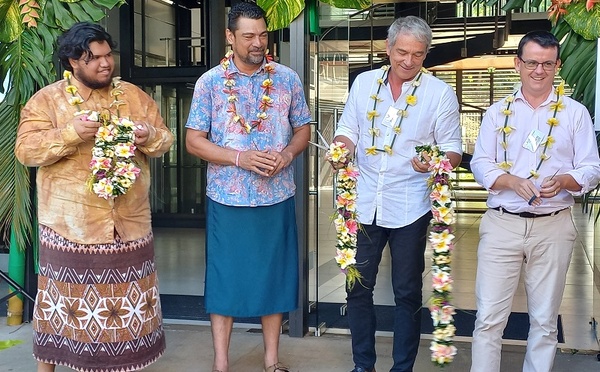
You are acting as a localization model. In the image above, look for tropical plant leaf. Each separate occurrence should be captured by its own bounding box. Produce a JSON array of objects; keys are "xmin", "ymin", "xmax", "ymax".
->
[
  {"xmin": 93, "ymin": 0, "xmax": 126, "ymax": 9},
  {"xmin": 320, "ymin": 0, "xmax": 370, "ymax": 9},
  {"xmin": 258, "ymin": 0, "xmax": 305, "ymax": 31},
  {"xmin": 564, "ymin": 1, "xmax": 600, "ymax": 40},
  {"xmin": 52, "ymin": 0, "xmax": 77, "ymax": 28},
  {"xmin": 80, "ymin": 0, "xmax": 111, "ymax": 21},
  {"xmin": 0, "ymin": 0, "xmax": 23, "ymax": 43},
  {"xmin": 502, "ymin": 0, "xmax": 526, "ymax": 11},
  {"xmin": 67, "ymin": 1, "xmax": 92, "ymax": 21},
  {"xmin": 556, "ymin": 28, "xmax": 597, "ymax": 112}
]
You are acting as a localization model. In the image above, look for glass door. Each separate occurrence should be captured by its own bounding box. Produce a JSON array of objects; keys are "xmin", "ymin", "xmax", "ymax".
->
[{"xmin": 309, "ymin": 4, "xmax": 388, "ymax": 336}]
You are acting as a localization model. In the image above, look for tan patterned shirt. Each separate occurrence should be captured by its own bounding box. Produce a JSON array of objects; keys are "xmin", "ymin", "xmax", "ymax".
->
[{"xmin": 15, "ymin": 79, "xmax": 173, "ymax": 244}]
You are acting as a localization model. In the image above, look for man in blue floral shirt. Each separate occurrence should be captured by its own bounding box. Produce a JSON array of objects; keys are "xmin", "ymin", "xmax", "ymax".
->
[{"xmin": 185, "ymin": 3, "xmax": 311, "ymax": 372}]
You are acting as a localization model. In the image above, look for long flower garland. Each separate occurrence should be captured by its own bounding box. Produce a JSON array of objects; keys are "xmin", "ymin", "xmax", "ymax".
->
[
  {"xmin": 221, "ymin": 50, "xmax": 274, "ymax": 134},
  {"xmin": 498, "ymin": 82, "xmax": 564, "ymax": 178},
  {"xmin": 327, "ymin": 142, "xmax": 362, "ymax": 290},
  {"xmin": 366, "ymin": 65, "xmax": 426, "ymax": 156},
  {"xmin": 416, "ymin": 144, "xmax": 457, "ymax": 366},
  {"xmin": 64, "ymin": 71, "xmax": 140, "ymax": 199}
]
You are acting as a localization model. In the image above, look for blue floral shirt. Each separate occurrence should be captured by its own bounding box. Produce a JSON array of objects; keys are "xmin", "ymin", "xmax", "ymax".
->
[{"xmin": 186, "ymin": 59, "xmax": 311, "ymax": 207}]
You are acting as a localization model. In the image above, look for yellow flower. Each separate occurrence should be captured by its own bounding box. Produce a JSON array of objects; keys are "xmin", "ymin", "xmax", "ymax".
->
[
  {"xmin": 66, "ymin": 85, "xmax": 77, "ymax": 94},
  {"xmin": 367, "ymin": 110, "xmax": 379, "ymax": 121},
  {"xmin": 420, "ymin": 67, "xmax": 429, "ymax": 73},
  {"xmin": 398, "ymin": 109, "xmax": 408, "ymax": 118},
  {"xmin": 261, "ymin": 78, "xmax": 273, "ymax": 88},
  {"xmin": 412, "ymin": 80, "xmax": 421, "ymax": 87},
  {"xmin": 549, "ymin": 100, "xmax": 564, "ymax": 112},
  {"xmin": 502, "ymin": 109, "xmax": 512, "ymax": 116},
  {"xmin": 365, "ymin": 146, "xmax": 377, "ymax": 155},
  {"xmin": 545, "ymin": 135, "xmax": 555, "ymax": 147},
  {"xmin": 68, "ymin": 96, "xmax": 83, "ymax": 106},
  {"xmin": 547, "ymin": 117, "xmax": 559, "ymax": 126},
  {"xmin": 63, "ymin": 70, "xmax": 72, "ymax": 79},
  {"xmin": 369, "ymin": 127, "xmax": 380, "ymax": 137},
  {"xmin": 540, "ymin": 153, "xmax": 550, "ymax": 161},
  {"xmin": 502, "ymin": 126, "xmax": 515, "ymax": 134},
  {"xmin": 530, "ymin": 170, "xmax": 540, "ymax": 179},
  {"xmin": 227, "ymin": 95, "xmax": 237, "ymax": 102},
  {"xmin": 232, "ymin": 115, "xmax": 240, "ymax": 123},
  {"xmin": 505, "ymin": 96, "xmax": 514, "ymax": 103},
  {"xmin": 498, "ymin": 161, "xmax": 513, "ymax": 171},
  {"xmin": 224, "ymin": 79, "xmax": 235, "ymax": 87},
  {"xmin": 393, "ymin": 126, "xmax": 401, "ymax": 134},
  {"xmin": 381, "ymin": 65, "xmax": 390, "ymax": 71},
  {"xmin": 406, "ymin": 95, "xmax": 417, "ymax": 106},
  {"xmin": 370, "ymin": 94, "xmax": 379, "ymax": 101},
  {"xmin": 256, "ymin": 112, "xmax": 268, "ymax": 120},
  {"xmin": 500, "ymin": 141, "xmax": 508, "ymax": 150},
  {"xmin": 110, "ymin": 88, "xmax": 124, "ymax": 97},
  {"xmin": 244, "ymin": 123, "xmax": 252, "ymax": 133},
  {"xmin": 555, "ymin": 82, "xmax": 565, "ymax": 96},
  {"xmin": 335, "ymin": 248, "xmax": 356, "ymax": 270},
  {"xmin": 377, "ymin": 78, "xmax": 384, "ymax": 85},
  {"xmin": 383, "ymin": 145, "xmax": 393, "ymax": 155}
]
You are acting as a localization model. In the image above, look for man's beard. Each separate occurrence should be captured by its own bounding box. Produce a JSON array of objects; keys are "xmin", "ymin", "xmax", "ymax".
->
[
  {"xmin": 74, "ymin": 70, "xmax": 112, "ymax": 90},
  {"xmin": 245, "ymin": 48, "xmax": 265, "ymax": 65}
]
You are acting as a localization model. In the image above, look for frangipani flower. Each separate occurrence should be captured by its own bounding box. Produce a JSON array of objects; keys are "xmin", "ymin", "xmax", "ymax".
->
[
  {"xmin": 335, "ymin": 248, "xmax": 356, "ymax": 269},
  {"xmin": 367, "ymin": 110, "xmax": 379, "ymax": 121},
  {"xmin": 417, "ymin": 143, "xmax": 456, "ymax": 366},
  {"xmin": 406, "ymin": 95, "xmax": 417, "ymax": 106},
  {"xmin": 365, "ymin": 146, "xmax": 377, "ymax": 155}
]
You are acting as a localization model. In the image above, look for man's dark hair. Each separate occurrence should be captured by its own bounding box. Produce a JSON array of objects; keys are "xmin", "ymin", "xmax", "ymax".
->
[
  {"xmin": 227, "ymin": 1, "xmax": 267, "ymax": 32},
  {"xmin": 517, "ymin": 30, "xmax": 560, "ymax": 60},
  {"xmin": 57, "ymin": 22, "xmax": 117, "ymax": 71}
]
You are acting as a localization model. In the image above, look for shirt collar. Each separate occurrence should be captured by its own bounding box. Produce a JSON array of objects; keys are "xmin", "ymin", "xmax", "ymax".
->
[
  {"xmin": 228, "ymin": 57, "xmax": 268, "ymax": 77},
  {"xmin": 514, "ymin": 86, "xmax": 557, "ymax": 108}
]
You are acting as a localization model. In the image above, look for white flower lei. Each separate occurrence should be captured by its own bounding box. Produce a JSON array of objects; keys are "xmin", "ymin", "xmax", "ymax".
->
[
  {"xmin": 497, "ymin": 82, "xmax": 564, "ymax": 179},
  {"xmin": 365, "ymin": 65, "xmax": 426, "ymax": 156},
  {"xmin": 220, "ymin": 50, "xmax": 275, "ymax": 134},
  {"xmin": 64, "ymin": 71, "xmax": 140, "ymax": 199},
  {"xmin": 327, "ymin": 142, "xmax": 362, "ymax": 289},
  {"xmin": 416, "ymin": 144, "xmax": 457, "ymax": 366}
]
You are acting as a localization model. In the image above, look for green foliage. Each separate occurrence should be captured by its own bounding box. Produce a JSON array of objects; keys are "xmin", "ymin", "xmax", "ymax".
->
[
  {"xmin": 320, "ymin": 0, "xmax": 370, "ymax": 9},
  {"xmin": 257, "ymin": 0, "xmax": 370, "ymax": 31},
  {"xmin": 0, "ymin": 0, "xmax": 23, "ymax": 43},
  {"xmin": 552, "ymin": 19, "xmax": 597, "ymax": 114},
  {"xmin": 258, "ymin": 0, "xmax": 305, "ymax": 31},
  {"xmin": 564, "ymin": 1, "xmax": 600, "ymax": 39}
]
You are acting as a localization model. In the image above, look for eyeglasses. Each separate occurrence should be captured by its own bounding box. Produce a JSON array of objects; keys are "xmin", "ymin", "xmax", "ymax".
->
[{"xmin": 518, "ymin": 57, "xmax": 557, "ymax": 71}]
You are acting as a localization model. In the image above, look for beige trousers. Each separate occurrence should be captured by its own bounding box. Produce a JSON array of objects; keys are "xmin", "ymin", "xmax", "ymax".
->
[{"xmin": 470, "ymin": 208, "xmax": 576, "ymax": 372}]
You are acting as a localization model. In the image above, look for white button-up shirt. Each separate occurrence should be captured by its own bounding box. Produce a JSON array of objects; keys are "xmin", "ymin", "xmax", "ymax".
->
[
  {"xmin": 471, "ymin": 88, "xmax": 600, "ymax": 214},
  {"xmin": 335, "ymin": 68, "xmax": 462, "ymax": 228}
]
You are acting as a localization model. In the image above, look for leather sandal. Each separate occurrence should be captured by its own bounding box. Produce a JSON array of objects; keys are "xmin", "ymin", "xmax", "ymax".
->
[{"xmin": 264, "ymin": 362, "xmax": 290, "ymax": 372}]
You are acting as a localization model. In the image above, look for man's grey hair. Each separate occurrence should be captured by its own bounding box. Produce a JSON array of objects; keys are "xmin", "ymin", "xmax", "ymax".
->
[{"xmin": 387, "ymin": 16, "xmax": 432, "ymax": 51}]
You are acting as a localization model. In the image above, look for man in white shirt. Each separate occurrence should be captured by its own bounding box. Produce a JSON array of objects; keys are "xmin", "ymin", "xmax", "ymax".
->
[
  {"xmin": 329, "ymin": 16, "xmax": 462, "ymax": 372},
  {"xmin": 470, "ymin": 30, "xmax": 600, "ymax": 372}
]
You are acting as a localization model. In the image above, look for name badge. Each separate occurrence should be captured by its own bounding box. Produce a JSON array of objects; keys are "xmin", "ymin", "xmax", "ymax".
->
[
  {"xmin": 381, "ymin": 106, "xmax": 398, "ymax": 128},
  {"xmin": 523, "ymin": 129, "xmax": 545, "ymax": 152}
]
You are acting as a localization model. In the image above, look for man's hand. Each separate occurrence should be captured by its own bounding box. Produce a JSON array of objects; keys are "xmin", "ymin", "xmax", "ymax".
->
[
  {"xmin": 72, "ymin": 115, "xmax": 102, "ymax": 141},
  {"xmin": 238, "ymin": 150, "xmax": 277, "ymax": 177},
  {"xmin": 134, "ymin": 121, "xmax": 150, "ymax": 145},
  {"xmin": 510, "ymin": 176, "xmax": 542, "ymax": 206},
  {"xmin": 411, "ymin": 152, "xmax": 432, "ymax": 173},
  {"xmin": 266, "ymin": 150, "xmax": 294, "ymax": 177}
]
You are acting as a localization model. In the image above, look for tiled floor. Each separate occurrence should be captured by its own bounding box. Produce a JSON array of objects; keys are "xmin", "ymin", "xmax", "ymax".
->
[{"xmin": 151, "ymin": 189, "xmax": 600, "ymax": 352}]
